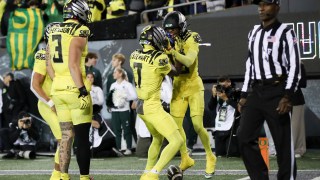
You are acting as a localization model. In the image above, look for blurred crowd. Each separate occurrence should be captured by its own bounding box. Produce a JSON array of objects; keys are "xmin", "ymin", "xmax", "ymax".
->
[{"xmin": 0, "ymin": 0, "xmax": 287, "ymax": 161}]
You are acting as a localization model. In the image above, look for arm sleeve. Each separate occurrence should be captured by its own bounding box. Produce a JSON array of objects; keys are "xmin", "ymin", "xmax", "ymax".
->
[
  {"xmin": 240, "ymin": 55, "xmax": 252, "ymax": 98},
  {"xmin": 30, "ymin": 72, "xmax": 49, "ymax": 104},
  {"xmin": 208, "ymin": 95, "xmax": 218, "ymax": 111},
  {"xmin": 126, "ymin": 83, "xmax": 137, "ymax": 101},
  {"xmin": 30, "ymin": 50, "xmax": 51, "ymax": 105},
  {"xmin": 171, "ymin": 34, "xmax": 199, "ymax": 67},
  {"xmin": 155, "ymin": 54, "xmax": 171, "ymax": 75},
  {"xmin": 9, "ymin": 123, "xmax": 21, "ymax": 143},
  {"xmin": 284, "ymin": 29, "xmax": 301, "ymax": 97},
  {"xmin": 95, "ymin": 87, "xmax": 105, "ymax": 106},
  {"xmin": 299, "ymin": 63, "xmax": 307, "ymax": 88}
]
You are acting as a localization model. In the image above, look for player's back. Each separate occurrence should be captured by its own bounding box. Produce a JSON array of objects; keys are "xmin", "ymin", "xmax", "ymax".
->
[
  {"xmin": 130, "ymin": 48, "xmax": 171, "ymax": 101},
  {"xmin": 33, "ymin": 49, "xmax": 52, "ymax": 96},
  {"xmin": 48, "ymin": 19, "xmax": 90, "ymax": 94}
]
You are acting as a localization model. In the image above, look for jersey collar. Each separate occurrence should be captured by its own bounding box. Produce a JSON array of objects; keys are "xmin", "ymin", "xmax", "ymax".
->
[{"xmin": 260, "ymin": 19, "xmax": 281, "ymax": 31}]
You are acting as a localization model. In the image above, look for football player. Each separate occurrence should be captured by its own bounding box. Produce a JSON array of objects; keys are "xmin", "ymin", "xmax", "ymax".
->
[
  {"xmin": 30, "ymin": 22, "xmax": 62, "ymax": 180},
  {"xmin": 46, "ymin": 0, "xmax": 93, "ymax": 179},
  {"xmin": 130, "ymin": 25, "xmax": 183, "ymax": 180},
  {"xmin": 163, "ymin": 11, "xmax": 217, "ymax": 178}
]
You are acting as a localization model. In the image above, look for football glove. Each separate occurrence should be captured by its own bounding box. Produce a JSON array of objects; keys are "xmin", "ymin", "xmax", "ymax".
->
[{"xmin": 78, "ymin": 86, "xmax": 90, "ymax": 109}]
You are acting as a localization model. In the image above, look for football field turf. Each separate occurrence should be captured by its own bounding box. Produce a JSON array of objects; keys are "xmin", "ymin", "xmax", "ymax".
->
[{"xmin": 0, "ymin": 150, "xmax": 319, "ymax": 180}]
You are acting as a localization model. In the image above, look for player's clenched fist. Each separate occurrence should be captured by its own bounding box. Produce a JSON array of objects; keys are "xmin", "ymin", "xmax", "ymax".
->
[{"xmin": 78, "ymin": 86, "xmax": 90, "ymax": 109}]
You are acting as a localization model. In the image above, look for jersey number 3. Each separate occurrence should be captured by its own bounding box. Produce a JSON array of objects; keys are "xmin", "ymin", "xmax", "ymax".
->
[{"xmin": 52, "ymin": 35, "xmax": 63, "ymax": 63}]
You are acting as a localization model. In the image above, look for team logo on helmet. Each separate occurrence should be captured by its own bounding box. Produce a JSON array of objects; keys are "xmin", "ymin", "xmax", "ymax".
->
[{"xmin": 163, "ymin": 11, "xmax": 187, "ymax": 36}]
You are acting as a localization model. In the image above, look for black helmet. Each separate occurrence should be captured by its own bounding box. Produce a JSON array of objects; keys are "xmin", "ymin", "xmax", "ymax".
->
[
  {"xmin": 139, "ymin": 25, "xmax": 167, "ymax": 51},
  {"xmin": 162, "ymin": 11, "xmax": 187, "ymax": 36},
  {"xmin": 44, "ymin": 22, "xmax": 60, "ymax": 43},
  {"xmin": 63, "ymin": 0, "xmax": 91, "ymax": 24}
]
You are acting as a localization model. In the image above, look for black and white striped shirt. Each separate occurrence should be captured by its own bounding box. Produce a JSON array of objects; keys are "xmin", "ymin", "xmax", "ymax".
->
[{"xmin": 241, "ymin": 20, "xmax": 301, "ymax": 97}]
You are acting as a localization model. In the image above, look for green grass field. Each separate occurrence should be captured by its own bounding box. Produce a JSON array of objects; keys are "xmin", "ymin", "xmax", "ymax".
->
[{"xmin": 0, "ymin": 150, "xmax": 319, "ymax": 180}]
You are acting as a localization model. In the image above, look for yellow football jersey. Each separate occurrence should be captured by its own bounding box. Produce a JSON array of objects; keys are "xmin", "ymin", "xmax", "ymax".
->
[
  {"xmin": 33, "ymin": 49, "xmax": 52, "ymax": 96},
  {"xmin": 173, "ymin": 31, "xmax": 204, "ymax": 97},
  {"xmin": 48, "ymin": 19, "xmax": 90, "ymax": 95},
  {"xmin": 130, "ymin": 47, "xmax": 171, "ymax": 101}
]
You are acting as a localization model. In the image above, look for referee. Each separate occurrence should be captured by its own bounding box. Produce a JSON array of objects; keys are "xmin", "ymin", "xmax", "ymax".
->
[{"xmin": 237, "ymin": 0, "xmax": 301, "ymax": 179}]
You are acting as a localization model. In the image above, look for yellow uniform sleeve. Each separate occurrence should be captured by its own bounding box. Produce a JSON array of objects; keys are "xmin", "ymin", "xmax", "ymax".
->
[
  {"xmin": 155, "ymin": 53, "xmax": 171, "ymax": 75},
  {"xmin": 33, "ymin": 49, "xmax": 47, "ymax": 76},
  {"xmin": 171, "ymin": 32, "xmax": 200, "ymax": 67},
  {"xmin": 72, "ymin": 24, "xmax": 90, "ymax": 38}
]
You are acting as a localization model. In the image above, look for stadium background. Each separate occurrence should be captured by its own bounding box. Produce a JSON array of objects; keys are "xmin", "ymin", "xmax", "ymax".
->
[{"xmin": 0, "ymin": 0, "xmax": 319, "ymax": 150}]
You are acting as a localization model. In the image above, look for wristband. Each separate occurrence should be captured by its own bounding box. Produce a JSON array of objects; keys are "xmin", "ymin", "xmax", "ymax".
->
[
  {"xmin": 46, "ymin": 99, "xmax": 55, "ymax": 108},
  {"xmin": 79, "ymin": 86, "xmax": 88, "ymax": 97}
]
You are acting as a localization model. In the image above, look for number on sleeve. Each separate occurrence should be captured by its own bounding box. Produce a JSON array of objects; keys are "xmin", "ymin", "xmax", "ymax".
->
[
  {"xmin": 52, "ymin": 35, "xmax": 63, "ymax": 63},
  {"xmin": 133, "ymin": 62, "xmax": 142, "ymax": 88}
]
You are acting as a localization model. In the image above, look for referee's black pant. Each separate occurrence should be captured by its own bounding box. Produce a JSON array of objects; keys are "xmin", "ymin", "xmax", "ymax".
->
[{"xmin": 238, "ymin": 81, "xmax": 297, "ymax": 180}]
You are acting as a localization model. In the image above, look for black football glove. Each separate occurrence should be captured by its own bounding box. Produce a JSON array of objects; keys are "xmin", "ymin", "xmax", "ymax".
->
[{"xmin": 78, "ymin": 86, "xmax": 90, "ymax": 109}]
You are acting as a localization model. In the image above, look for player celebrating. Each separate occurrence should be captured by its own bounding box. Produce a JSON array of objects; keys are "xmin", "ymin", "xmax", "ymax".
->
[
  {"xmin": 130, "ymin": 25, "xmax": 183, "ymax": 180},
  {"xmin": 30, "ymin": 23, "xmax": 62, "ymax": 180},
  {"xmin": 46, "ymin": 0, "xmax": 93, "ymax": 179},
  {"xmin": 163, "ymin": 11, "xmax": 217, "ymax": 178}
]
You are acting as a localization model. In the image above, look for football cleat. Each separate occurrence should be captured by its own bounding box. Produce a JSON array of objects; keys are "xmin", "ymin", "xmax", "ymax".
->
[
  {"xmin": 140, "ymin": 171, "xmax": 159, "ymax": 180},
  {"xmin": 179, "ymin": 155, "xmax": 195, "ymax": 171},
  {"xmin": 204, "ymin": 154, "xmax": 217, "ymax": 178}
]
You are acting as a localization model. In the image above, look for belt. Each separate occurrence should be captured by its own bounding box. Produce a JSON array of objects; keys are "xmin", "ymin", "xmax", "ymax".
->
[{"xmin": 253, "ymin": 75, "xmax": 286, "ymax": 86}]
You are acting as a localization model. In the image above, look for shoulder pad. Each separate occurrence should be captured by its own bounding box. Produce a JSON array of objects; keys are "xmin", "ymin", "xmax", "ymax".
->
[
  {"xmin": 157, "ymin": 53, "xmax": 169, "ymax": 66},
  {"xmin": 192, "ymin": 32, "xmax": 202, "ymax": 43},
  {"xmin": 72, "ymin": 24, "xmax": 90, "ymax": 37}
]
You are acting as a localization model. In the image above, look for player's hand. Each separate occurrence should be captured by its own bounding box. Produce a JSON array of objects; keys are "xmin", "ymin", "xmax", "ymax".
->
[
  {"xmin": 166, "ymin": 32, "xmax": 175, "ymax": 47},
  {"xmin": 212, "ymin": 85, "xmax": 217, "ymax": 97},
  {"xmin": 276, "ymin": 96, "xmax": 292, "ymax": 114},
  {"xmin": 238, "ymin": 98, "xmax": 247, "ymax": 113},
  {"xmin": 164, "ymin": 40, "xmax": 174, "ymax": 54},
  {"xmin": 18, "ymin": 120, "xmax": 24, "ymax": 129},
  {"xmin": 78, "ymin": 86, "xmax": 90, "ymax": 109}
]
